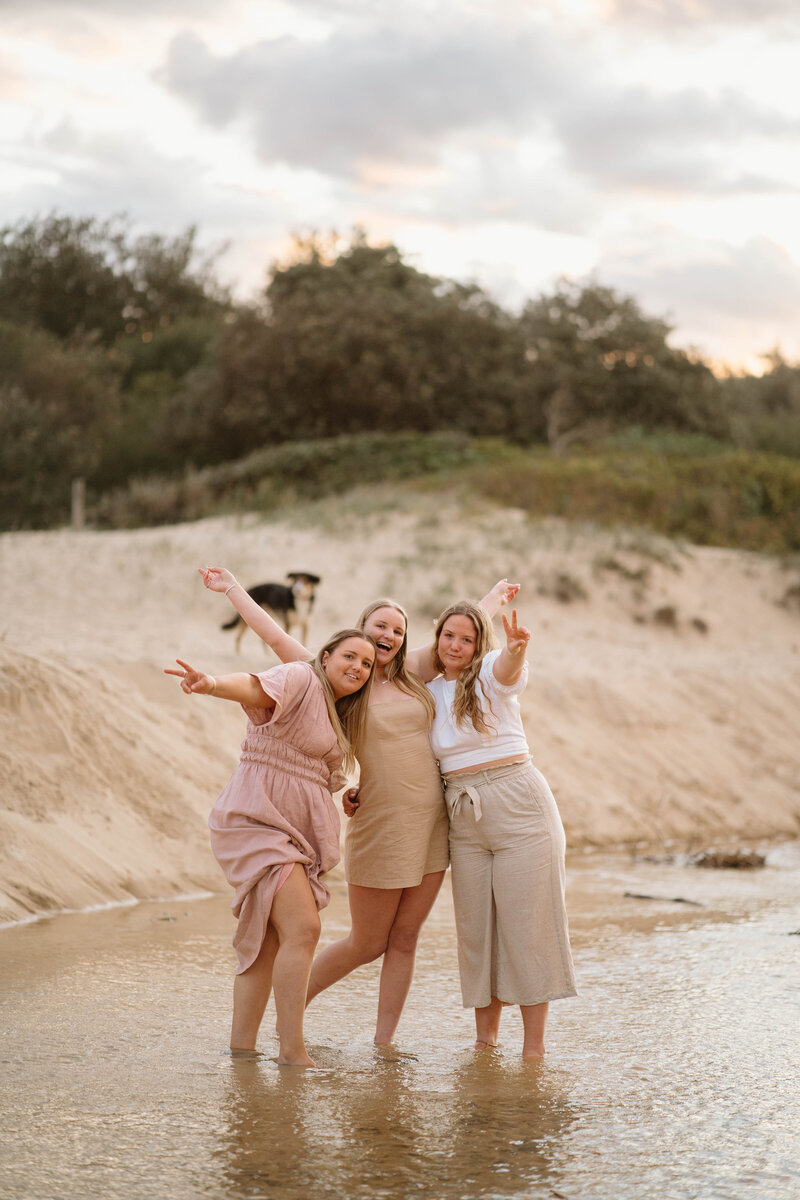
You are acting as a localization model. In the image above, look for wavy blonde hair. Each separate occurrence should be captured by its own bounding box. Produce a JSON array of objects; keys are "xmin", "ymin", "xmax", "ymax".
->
[
  {"xmin": 432, "ymin": 600, "xmax": 496, "ymax": 734},
  {"xmin": 313, "ymin": 629, "xmax": 376, "ymax": 773},
  {"xmin": 357, "ymin": 597, "xmax": 436, "ymax": 725}
]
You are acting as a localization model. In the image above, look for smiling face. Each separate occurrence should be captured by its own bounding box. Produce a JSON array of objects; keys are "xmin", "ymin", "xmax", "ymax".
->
[
  {"xmin": 321, "ymin": 636, "xmax": 376, "ymax": 699},
  {"xmin": 437, "ymin": 614, "xmax": 478, "ymax": 679},
  {"xmin": 361, "ymin": 605, "xmax": 406, "ymax": 671}
]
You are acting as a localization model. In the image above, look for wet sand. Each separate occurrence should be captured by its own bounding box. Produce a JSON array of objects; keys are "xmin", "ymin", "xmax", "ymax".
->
[{"xmin": 2, "ymin": 844, "xmax": 798, "ymax": 1200}]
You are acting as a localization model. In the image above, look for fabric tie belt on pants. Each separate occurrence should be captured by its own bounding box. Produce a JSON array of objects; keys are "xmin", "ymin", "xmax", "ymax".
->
[
  {"xmin": 446, "ymin": 782, "xmax": 484, "ymax": 821},
  {"xmin": 443, "ymin": 757, "xmax": 531, "ymax": 822}
]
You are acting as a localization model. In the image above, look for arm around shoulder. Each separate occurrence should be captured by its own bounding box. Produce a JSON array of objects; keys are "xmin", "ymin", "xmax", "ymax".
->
[{"xmin": 405, "ymin": 641, "xmax": 439, "ymax": 682}]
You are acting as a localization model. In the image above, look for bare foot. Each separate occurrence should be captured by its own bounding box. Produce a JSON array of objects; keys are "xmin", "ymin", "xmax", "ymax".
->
[
  {"xmin": 473, "ymin": 1039, "xmax": 499, "ymax": 1051},
  {"xmin": 375, "ymin": 1045, "xmax": 419, "ymax": 1061},
  {"xmin": 522, "ymin": 1046, "xmax": 545, "ymax": 1061},
  {"xmin": 276, "ymin": 1050, "xmax": 316, "ymax": 1068}
]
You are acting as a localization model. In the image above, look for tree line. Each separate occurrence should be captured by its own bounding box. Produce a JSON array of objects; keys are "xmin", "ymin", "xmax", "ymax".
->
[{"xmin": 1, "ymin": 214, "xmax": 798, "ymax": 530}]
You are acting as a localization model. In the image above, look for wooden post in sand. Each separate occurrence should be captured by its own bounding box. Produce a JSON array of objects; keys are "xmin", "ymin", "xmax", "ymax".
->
[{"xmin": 71, "ymin": 477, "xmax": 86, "ymax": 531}]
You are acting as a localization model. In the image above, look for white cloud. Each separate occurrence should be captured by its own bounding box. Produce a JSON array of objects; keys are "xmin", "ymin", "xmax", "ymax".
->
[
  {"xmin": 1, "ymin": 0, "xmax": 800, "ymax": 367},
  {"xmin": 0, "ymin": 122, "xmax": 282, "ymax": 253},
  {"xmin": 0, "ymin": 0, "xmax": 219, "ymax": 13},
  {"xmin": 158, "ymin": 20, "xmax": 567, "ymax": 176},
  {"xmin": 597, "ymin": 230, "xmax": 800, "ymax": 365},
  {"xmin": 158, "ymin": 20, "xmax": 800, "ymax": 207},
  {"xmin": 605, "ymin": 0, "xmax": 800, "ymax": 31},
  {"xmin": 556, "ymin": 84, "xmax": 800, "ymax": 195}
]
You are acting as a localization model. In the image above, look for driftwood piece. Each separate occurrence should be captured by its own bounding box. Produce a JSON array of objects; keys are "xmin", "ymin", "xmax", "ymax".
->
[
  {"xmin": 624, "ymin": 891, "xmax": 704, "ymax": 906},
  {"xmin": 690, "ymin": 849, "xmax": 766, "ymax": 870}
]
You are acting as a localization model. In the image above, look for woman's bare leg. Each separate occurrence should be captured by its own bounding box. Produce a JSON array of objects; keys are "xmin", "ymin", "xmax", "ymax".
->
[
  {"xmin": 474, "ymin": 996, "xmax": 503, "ymax": 1049},
  {"xmin": 521, "ymin": 1002, "xmax": 548, "ymax": 1060},
  {"xmin": 268, "ymin": 865, "xmax": 322, "ymax": 1067},
  {"xmin": 231, "ymin": 924, "xmax": 279, "ymax": 1051},
  {"xmin": 305, "ymin": 884, "xmax": 403, "ymax": 1004},
  {"xmin": 374, "ymin": 870, "xmax": 445, "ymax": 1045}
]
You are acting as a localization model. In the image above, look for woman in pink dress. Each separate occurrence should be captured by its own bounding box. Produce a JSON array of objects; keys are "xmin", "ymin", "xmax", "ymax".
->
[{"xmin": 164, "ymin": 627, "xmax": 375, "ymax": 1067}]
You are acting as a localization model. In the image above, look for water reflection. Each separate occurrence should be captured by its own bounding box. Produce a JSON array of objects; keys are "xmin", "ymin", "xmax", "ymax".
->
[
  {"xmin": 436, "ymin": 1055, "xmax": 577, "ymax": 1198},
  {"xmin": 217, "ymin": 1047, "xmax": 578, "ymax": 1200},
  {"xmin": 2, "ymin": 845, "xmax": 798, "ymax": 1200}
]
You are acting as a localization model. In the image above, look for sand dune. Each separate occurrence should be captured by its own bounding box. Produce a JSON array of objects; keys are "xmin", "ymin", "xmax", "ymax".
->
[{"xmin": 1, "ymin": 492, "xmax": 798, "ymax": 924}]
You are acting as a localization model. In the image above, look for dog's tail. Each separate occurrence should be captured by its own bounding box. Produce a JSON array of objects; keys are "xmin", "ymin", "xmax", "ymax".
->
[{"xmin": 221, "ymin": 614, "xmax": 240, "ymax": 630}]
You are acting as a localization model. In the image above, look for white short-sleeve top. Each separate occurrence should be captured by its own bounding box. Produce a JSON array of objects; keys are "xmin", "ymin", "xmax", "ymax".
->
[{"xmin": 426, "ymin": 649, "xmax": 530, "ymax": 774}]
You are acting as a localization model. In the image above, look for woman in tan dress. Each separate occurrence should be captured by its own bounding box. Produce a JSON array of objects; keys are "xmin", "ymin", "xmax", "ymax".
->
[
  {"xmin": 200, "ymin": 567, "xmax": 516, "ymax": 1044},
  {"xmin": 164, "ymin": 628, "xmax": 375, "ymax": 1066}
]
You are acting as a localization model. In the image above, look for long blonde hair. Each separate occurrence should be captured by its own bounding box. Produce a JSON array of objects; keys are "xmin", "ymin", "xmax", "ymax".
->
[
  {"xmin": 312, "ymin": 629, "xmax": 376, "ymax": 773},
  {"xmin": 432, "ymin": 600, "xmax": 496, "ymax": 734},
  {"xmin": 357, "ymin": 597, "xmax": 436, "ymax": 725}
]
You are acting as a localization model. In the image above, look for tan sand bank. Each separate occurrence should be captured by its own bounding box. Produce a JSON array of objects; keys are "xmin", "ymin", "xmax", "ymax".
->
[{"xmin": 1, "ymin": 493, "xmax": 798, "ymax": 923}]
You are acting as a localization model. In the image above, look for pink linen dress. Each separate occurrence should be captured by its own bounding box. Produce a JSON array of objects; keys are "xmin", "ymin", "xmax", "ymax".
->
[{"xmin": 208, "ymin": 661, "xmax": 346, "ymax": 973}]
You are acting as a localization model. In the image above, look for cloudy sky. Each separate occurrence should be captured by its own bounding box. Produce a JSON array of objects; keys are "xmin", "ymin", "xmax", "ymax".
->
[{"xmin": 2, "ymin": 0, "xmax": 800, "ymax": 370}]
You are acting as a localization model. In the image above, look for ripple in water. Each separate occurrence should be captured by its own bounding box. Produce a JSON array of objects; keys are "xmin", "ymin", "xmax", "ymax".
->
[{"xmin": 1, "ymin": 843, "xmax": 798, "ymax": 1200}]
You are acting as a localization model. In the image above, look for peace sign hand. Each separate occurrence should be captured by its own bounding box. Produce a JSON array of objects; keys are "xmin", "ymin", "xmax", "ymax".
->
[
  {"xmin": 501, "ymin": 610, "xmax": 531, "ymax": 655},
  {"xmin": 164, "ymin": 658, "xmax": 215, "ymax": 695}
]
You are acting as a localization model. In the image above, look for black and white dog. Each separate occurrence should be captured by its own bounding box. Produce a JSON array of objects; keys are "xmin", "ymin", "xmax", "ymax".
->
[{"xmin": 221, "ymin": 572, "xmax": 321, "ymax": 652}]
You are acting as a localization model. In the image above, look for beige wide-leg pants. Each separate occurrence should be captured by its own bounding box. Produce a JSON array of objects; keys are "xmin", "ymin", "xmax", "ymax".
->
[{"xmin": 445, "ymin": 759, "xmax": 577, "ymax": 1009}]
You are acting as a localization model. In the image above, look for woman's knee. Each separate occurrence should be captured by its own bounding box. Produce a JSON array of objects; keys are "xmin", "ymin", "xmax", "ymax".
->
[
  {"xmin": 386, "ymin": 924, "xmax": 420, "ymax": 956},
  {"xmin": 341, "ymin": 925, "xmax": 389, "ymax": 963},
  {"xmin": 292, "ymin": 911, "xmax": 322, "ymax": 950}
]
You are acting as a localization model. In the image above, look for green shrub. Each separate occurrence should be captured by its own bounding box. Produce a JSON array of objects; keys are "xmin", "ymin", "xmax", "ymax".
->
[
  {"xmin": 89, "ymin": 430, "xmax": 800, "ymax": 556},
  {"xmin": 91, "ymin": 431, "xmax": 478, "ymax": 528},
  {"xmin": 471, "ymin": 444, "xmax": 800, "ymax": 553}
]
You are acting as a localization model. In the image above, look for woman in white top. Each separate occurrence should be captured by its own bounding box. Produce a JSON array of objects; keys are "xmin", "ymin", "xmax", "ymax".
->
[{"xmin": 427, "ymin": 600, "xmax": 576, "ymax": 1059}]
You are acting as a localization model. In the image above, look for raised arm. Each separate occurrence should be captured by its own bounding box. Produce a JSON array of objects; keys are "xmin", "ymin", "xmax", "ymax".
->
[
  {"xmin": 199, "ymin": 566, "xmax": 312, "ymax": 663},
  {"xmin": 164, "ymin": 658, "xmax": 276, "ymax": 711},
  {"xmin": 479, "ymin": 578, "xmax": 520, "ymax": 618},
  {"xmin": 405, "ymin": 578, "xmax": 521, "ymax": 682},
  {"xmin": 492, "ymin": 610, "xmax": 530, "ymax": 687}
]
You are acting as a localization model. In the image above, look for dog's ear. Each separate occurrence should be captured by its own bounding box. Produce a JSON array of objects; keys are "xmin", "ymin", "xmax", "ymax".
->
[{"xmin": 288, "ymin": 572, "xmax": 321, "ymax": 585}]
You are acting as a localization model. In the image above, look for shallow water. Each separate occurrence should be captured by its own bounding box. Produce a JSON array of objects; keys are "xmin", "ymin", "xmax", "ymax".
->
[{"xmin": 1, "ymin": 844, "xmax": 798, "ymax": 1200}]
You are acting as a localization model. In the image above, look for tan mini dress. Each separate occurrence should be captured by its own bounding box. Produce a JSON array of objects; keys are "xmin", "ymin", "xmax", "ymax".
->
[{"xmin": 344, "ymin": 692, "xmax": 449, "ymax": 889}]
